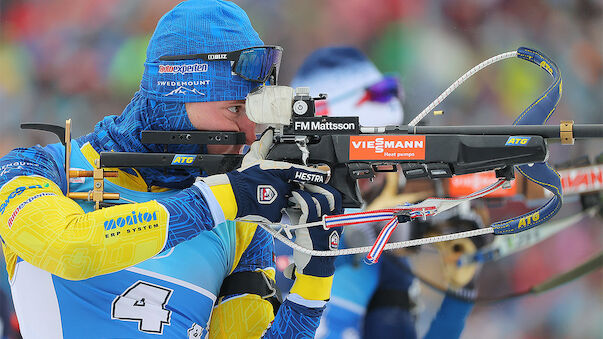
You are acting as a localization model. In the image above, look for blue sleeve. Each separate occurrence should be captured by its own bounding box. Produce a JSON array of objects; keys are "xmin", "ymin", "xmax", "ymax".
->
[
  {"xmin": 423, "ymin": 295, "xmax": 474, "ymax": 339},
  {"xmin": 0, "ymin": 146, "xmax": 66, "ymax": 191},
  {"xmin": 263, "ymin": 299, "xmax": 324, "ymax": 338},
  {"xmin": 156, "ymin": 187, "xmax": 215, "ymax": 250},
  {"xmin": 232, "ymin": 227, "xmax": 274, "ymax": 274}
]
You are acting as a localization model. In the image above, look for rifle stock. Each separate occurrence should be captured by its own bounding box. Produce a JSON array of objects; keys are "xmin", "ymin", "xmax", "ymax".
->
[{"xmin": 267, "ymin": 129, "xmax": 553, "ymax": 207}]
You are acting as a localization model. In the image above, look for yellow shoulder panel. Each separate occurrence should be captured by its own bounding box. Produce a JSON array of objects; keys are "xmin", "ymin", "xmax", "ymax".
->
[{"xmin": 0, "ymin": 176, "xmax": 169, "ymax": 280}]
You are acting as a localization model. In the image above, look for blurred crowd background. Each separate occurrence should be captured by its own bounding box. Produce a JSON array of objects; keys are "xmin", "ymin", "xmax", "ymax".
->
[{"xmin": 0, "ymin": 0, "xmax": 601, "ymax": 338}]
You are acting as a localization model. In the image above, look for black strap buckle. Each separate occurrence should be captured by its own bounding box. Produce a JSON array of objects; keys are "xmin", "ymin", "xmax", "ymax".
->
[{"xmin": 258, "ymin": 270, "xmax": 278, "ymax": 300}]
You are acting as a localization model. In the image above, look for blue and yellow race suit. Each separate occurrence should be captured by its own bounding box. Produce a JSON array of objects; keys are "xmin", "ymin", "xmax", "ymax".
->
[{"xmin": 0, "ymin": 136, "xmax": 326, "ymax": 338}]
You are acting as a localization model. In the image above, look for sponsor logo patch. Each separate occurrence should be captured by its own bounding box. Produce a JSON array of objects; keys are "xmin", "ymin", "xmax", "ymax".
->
[
  {"xmin": 207, "ymin": 54, "xmax": 227, "ymax": 60},
  {"xmin": 518, "ymin": 211, "xmax": 540, "ymax": 229},
  {"xmin": 0, "ymin": 161, "xmax": 39, "ymax": 177},
  {"xmin": 539, "ymin": 60, "xmax": 553, "ymax": 75},
  {"xmin": 293, "ymin": 171, "xmax": 325, "ymax": 183},
  {"xmin": 158, "ymin": 63, "xmax": 208, "ymax": 75},
  {"xmin": 329, "ymin": 230, "xmax": 340, "ymax": 250},
  {"xmin": 7, "ymin": 192, "xmax": 55, "ymax": 229},
  {"xmin": 505, "ymin": 136, "xmax": 531, "ymax": 146},
  {"xmin": 171, "ymin": 155, "xmax": 197, "ymax": 165},
  {"xmin": 349, "ymin": 135, "xmax": 426, "ymax": 160},
  {"xmin": 0, "ymin": 183, "xmax": 50, "ymax": 215},
  {"xmin": 157, "ymin": 80, "xmax": 210, "ymax": 87},
  {"xmin": 292, "ymin": 117, "xmax": 358, "ymax": 134},
  {"xmin": 103, "ymin": 211, "xmax": 158, "ymax": 231},
  {"xmin": 294, "ymin": 121, "xmax": 356, "ymax": 131},
  {"xmin": 164, "ymin": 87, "xmax": 205, "ymax": 97},
  {"xmin": 257, "ymin": 185, "xmax": 277, "ymax": 204}
]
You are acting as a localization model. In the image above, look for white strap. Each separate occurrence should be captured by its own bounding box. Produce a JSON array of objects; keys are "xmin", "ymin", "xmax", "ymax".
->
[{"xmin": 258, "ymin": 222, "xmax": 494, "ymax": 257}]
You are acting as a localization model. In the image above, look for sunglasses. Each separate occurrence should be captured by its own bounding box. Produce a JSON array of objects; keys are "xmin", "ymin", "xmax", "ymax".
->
[
  {"xmin": 159, "ymin": 45, "xmax": 283, "ymax": 85},
  {"xmin": 356, "ymin": 75, "xmax": 402, "ymax": 105}
]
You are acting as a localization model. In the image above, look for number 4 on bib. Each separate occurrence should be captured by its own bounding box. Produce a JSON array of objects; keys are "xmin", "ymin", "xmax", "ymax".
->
[{"xmin": 112, "ymin": 281, "xmax": 173, "ymax": 334}]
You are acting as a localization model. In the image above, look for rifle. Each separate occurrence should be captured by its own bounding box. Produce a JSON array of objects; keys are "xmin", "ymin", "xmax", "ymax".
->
[
  {"xmin": 264, "ymin": 120, "xmax": 600, "ymax": 207},
  {"xmin": 242, "ymin": 47, "xmax": 603, "ymax": 263},
  {"xmin": 250, "ymin": 48, "xmax": 600, "ymax": 209}
]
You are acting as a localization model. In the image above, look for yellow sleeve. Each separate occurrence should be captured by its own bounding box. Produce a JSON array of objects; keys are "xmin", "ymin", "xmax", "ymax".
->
[
  {"xmin": 290, "ymin": 272, "xmax": 334, "ymax": 301},
  {"xmin": 207, "ymin": 182, "xmax": 237, "ymax": 221},
  {"xmin": 0, "ymin": 176, "xmax": 169, "ymax": 280}
]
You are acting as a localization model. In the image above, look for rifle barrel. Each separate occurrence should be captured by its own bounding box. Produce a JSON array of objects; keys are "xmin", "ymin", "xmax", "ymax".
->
[{"xmin": 397, "ymin": 124, "xmax": 603, "ymax": 138}]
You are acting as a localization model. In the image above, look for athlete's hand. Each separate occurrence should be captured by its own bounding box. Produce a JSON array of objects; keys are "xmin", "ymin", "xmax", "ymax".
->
[
  {"xmin": 286, "ymin": 183, "xmax": 343, "ymax": 278},
  {"xmin": 198, "ymin": 129, "xmax": 328, "ymax": 222}
]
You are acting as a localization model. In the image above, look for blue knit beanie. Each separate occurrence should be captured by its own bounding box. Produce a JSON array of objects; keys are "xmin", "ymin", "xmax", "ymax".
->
[{"xmin": 140, "ymin": 0, "xmax": 264, "ymax": 103}]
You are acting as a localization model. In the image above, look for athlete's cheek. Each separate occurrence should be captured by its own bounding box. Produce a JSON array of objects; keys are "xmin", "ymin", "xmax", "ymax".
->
[{"xmin": 237, "ymin": 115, "xmax": 256, "ymax": 145}]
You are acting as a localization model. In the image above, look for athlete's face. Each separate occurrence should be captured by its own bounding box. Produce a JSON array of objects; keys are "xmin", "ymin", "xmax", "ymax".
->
[{"xmin": 186, "ymin": 100, "xmax": 256, "ymax": 154}]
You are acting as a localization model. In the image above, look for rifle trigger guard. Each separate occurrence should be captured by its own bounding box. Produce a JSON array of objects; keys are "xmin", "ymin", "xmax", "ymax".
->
[{"xmin": 294, "ymin": 136, "xmax": 310, "ymax": 165}]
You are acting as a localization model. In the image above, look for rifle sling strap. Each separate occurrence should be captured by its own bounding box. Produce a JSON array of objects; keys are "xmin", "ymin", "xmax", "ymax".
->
[{"xmin": 218, "ymin": 271, "xmax": 282, "ymax": 315}]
